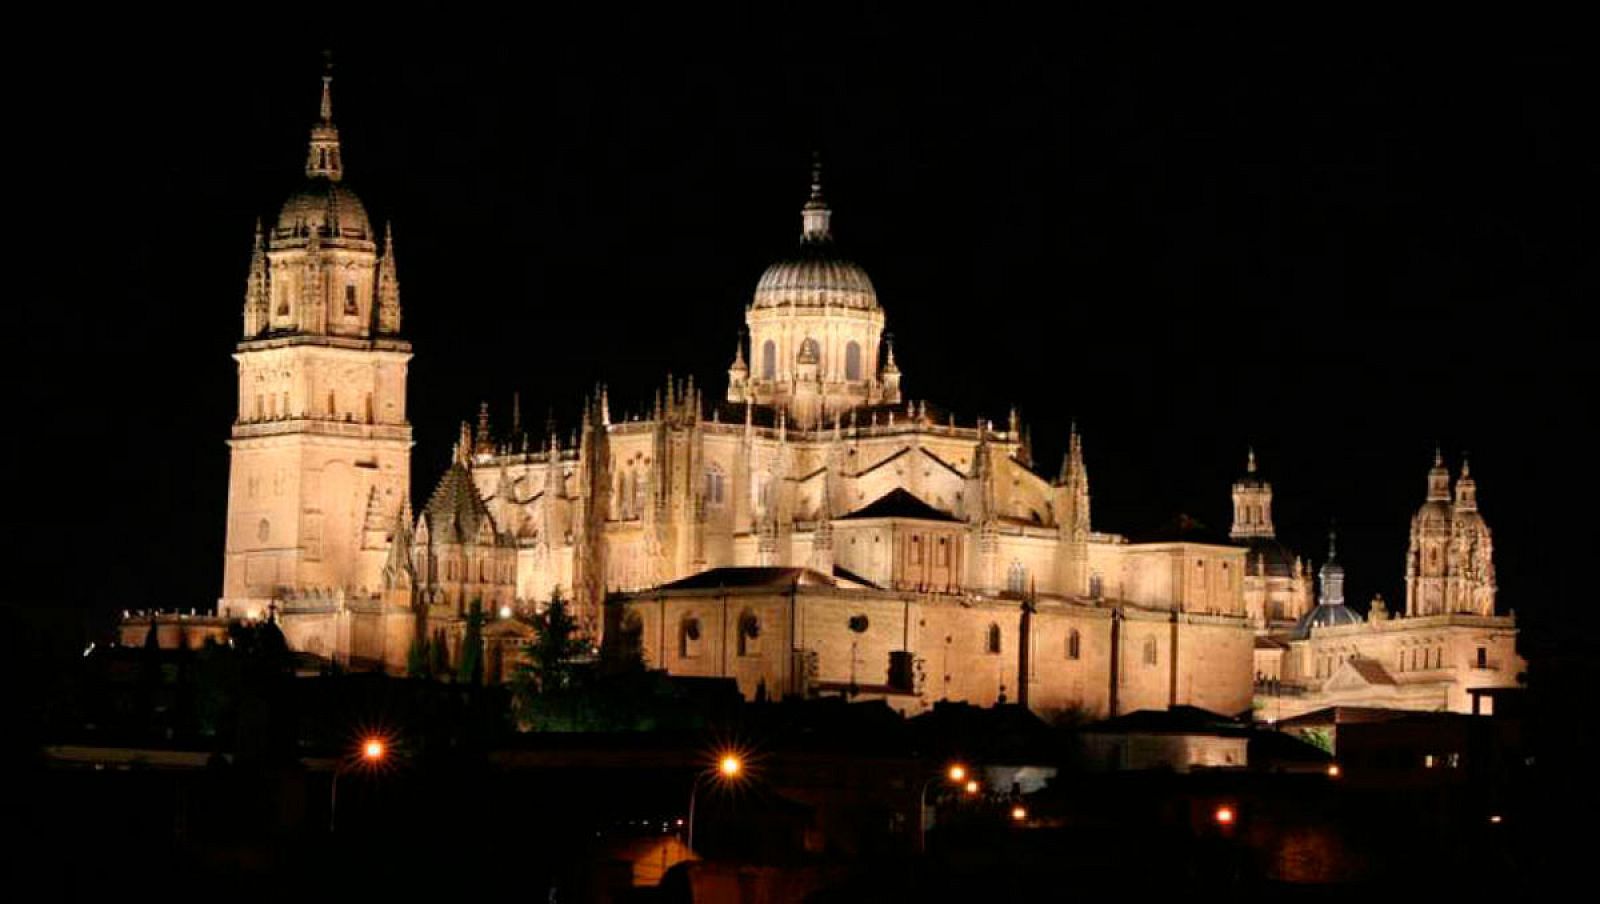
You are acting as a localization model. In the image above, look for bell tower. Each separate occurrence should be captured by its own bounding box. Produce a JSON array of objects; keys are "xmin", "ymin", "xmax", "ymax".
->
[
  {"xmin": 219, "ymin": 66, "xmax": 412, "ymax": 618},
  {"xmin": 1229, "ymin": 448, "xmax": 1275, "ymax": 540}
]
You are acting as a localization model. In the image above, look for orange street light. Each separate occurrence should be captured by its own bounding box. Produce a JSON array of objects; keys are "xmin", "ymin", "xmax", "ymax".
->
[
  {"xmin": 689, "ymin": 749, "xmax": 749, "ymax": 852},
  {"xmin": 1214, "ymin": 805, "xmax": 1236, "ymax": 826},
  {"xmin": 1011, "ymin": 805, "xmax": 1028, "ymax": 822},
  {"xmin": 919, "ymin": 762, "xmax": 973, "ymax": 853},
  {"xmin": 332, "ymin": 735, "xmax": 391, "ymax": 833},
  {"xmin": 964, "ymin": 779, "xmax": 980, "ymax": 796},
  {"xmin": 1326, "ymin": 763, "xmax": 1341, "ymax": 778}
]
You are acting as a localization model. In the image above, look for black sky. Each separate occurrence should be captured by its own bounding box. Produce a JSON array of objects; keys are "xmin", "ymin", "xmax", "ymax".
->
[{"xmin": 13, "ymin": 8, "xmax": 1589, "ymax": 665}]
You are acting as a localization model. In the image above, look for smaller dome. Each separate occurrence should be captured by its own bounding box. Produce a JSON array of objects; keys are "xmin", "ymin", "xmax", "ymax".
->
[
  {"xmin": 272, "ymin": 178, "xmax": 374, "ymax": 249},
  {"xmin": 1290, "ymin": 602, "xmax": 1363, "ymax": 640}
]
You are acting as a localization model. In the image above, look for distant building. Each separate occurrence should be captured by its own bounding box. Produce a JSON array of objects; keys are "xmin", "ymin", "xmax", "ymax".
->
[{"xmin": 1254, "ymin": 464, "xmax": 1522, "ymax": 719}]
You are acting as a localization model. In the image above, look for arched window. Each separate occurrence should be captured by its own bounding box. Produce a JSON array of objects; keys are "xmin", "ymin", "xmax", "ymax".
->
[
  {"xmin": 1007, "ymin": 561, "xmax": 1027, "ymax": 594},
  {"xmin": 845, "ymin": 340, "xmax": 862, "ymax": 381},
  {"xmin": 1067, "ymin": 628, "xmax": 1081, "ymax": 660},
  {"xmin": 986, "ymin": 623, "xmax": 1002, "ymax": 655},
  {"xmin": 737, "ymin": 610, "xmax": 760, "ymax": 657},
  {"xmin": 344, "ymin": 284, "xmax": 358, "ymax": 315},
  {"xmin": 1088, "ymin": 573, "xmax": 1103, "ymax": 598},
  {"xmin": 679, "ymin": 615, "xmax": 702, "ymax": 659},
  {"xmin": 1142, "ymin": 637, "xmax": 1158, "ymax": 667},
  {"xmin": 761, "ymin": 340, "xmax": 776, "ymax": 380},
  {"xmin": 705, "ymin": 466, "xmax": 726, "ymax": 508}
]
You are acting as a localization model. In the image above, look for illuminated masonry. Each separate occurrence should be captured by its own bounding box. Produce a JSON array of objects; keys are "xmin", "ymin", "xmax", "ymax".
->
[{"xmin": 145, "ymin": 69, "xmax": 1519, "ymax": 717}]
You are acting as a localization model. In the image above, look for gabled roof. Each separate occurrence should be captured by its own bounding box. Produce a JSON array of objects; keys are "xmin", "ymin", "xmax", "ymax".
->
[
  {"xmin": 839, "ymin": 487, "xmax": 959, "ymax": 523},
  {"xmin": 656, "ymin": 566, "xmax": 838, "ymax": 591},
  {"xmin": 1273, "ymin": 706, "xmax": 1412, "ymax": 730},
  {"xmin": 853, "ymin": 446, "xmax": 910, "ymax": 477},
  {"xmin": 1345, "ymin": 658, "xmax": 1397, "ymax": 686},
  {"xmin": 918, "ymin": 446, "xmax": 969, "ymax": 479}
]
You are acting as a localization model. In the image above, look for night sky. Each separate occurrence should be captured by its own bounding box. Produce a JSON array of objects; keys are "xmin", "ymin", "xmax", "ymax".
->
[{"xmin": 15, "ymin": 9, "xmax": 1587, "ymax": 664}]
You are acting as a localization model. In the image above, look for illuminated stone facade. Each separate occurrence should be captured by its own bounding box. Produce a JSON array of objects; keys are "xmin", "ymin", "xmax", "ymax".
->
[
  {"xmin": 1253, "ymin": 460, "xmax": 1523, "ymax": 719},
  {"xmin": 135, "ymin": 68, "xmax": 1517, "ymax": 716}
]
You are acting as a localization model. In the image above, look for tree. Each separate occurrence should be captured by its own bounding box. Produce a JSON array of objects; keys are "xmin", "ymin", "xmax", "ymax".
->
[
  {"xmin": 457, "ymin": 600, "xmax": 486, "ymax": 686},
  {"xmin": 430, "ymin": 627, "xmax": 450, "ymax": 677},
  {"xmin": 520, "ymin": 593, "xmax": 587, "ymax": 695},
  {"xmin": 406, "ymin": 632, "xmax": 430, "ymax": 679}
]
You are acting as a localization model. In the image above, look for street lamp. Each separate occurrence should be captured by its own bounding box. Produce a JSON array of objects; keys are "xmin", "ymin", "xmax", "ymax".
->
[
  {"xmin": 687, "ymin": 750, "xmax": 746, "ymax": 853},
  {"xmin": 918, "ymin": 762, "xmax": 973, "ymax": 853},
  {"xmin": 1011, "ymin": 804, "xmax": 1028, "ymax": 822},
  {"xmin": 330, "ymin": 735, "xmax": 388, "ymax": 833}
]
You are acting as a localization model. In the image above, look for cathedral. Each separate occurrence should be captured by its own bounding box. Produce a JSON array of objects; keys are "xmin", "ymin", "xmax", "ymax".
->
[{"xmin": 121, "ymin": 70, "xmax": 1523, "ymax": 718}]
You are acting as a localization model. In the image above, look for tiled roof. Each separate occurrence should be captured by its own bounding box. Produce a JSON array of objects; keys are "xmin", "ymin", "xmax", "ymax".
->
[
  {"xmin": 421, "ymin": 463, "xmax": 497, "ymax": 544},
  {"xmin": 656, "ymin": 566, "xmax": 837, "ymax": 591},
  {"xmin": 839, "ymin": 488, "xmax": 958, "ymax": 523}
]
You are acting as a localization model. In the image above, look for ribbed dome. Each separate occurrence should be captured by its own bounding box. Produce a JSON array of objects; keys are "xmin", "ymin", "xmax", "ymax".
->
[
  {"xmin": 753, "ymin": 238, "xmax": 878, "ymax": 310},
  {"xmin": 271, "ymin": 178, "xmax": 374, "ymax": 248},
  {"xmin": 1291, "ymin": 602, "xmax": 1363, "ymax": 639}
]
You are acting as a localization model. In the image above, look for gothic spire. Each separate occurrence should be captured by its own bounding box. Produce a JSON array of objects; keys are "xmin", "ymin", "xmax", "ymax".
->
[
  {"xmin": 1247, "ymin": 446, "xmax": 1257, "ymax": 474},
  {"xmin": 305, "ymin": 55, "xmax": 343, "ymax": 181}
]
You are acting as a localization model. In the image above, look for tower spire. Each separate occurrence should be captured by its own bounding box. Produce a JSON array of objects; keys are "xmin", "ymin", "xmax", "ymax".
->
[
  {"xmin": 306, "ymin": 54, "xmax": 343, "ymax": 181},
  {"xmin": 1454, "ymin": 451, "xmax": 1478, "ymax": 510},
  {"xmin": 1427, "ymin": 445, "xmax": 1451, "ymax": 502},
  {"xmin": 801, "ymin": 151, "xmax": 832, "ymax": 241}
]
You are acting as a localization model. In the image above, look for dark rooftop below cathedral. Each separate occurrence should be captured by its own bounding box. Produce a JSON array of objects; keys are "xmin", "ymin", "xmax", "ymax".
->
[{"xmin": 840, "ymin": 487, "xmax": 958, "ymax": 522}]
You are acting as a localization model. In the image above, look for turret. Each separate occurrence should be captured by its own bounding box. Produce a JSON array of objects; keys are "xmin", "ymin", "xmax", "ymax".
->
[
  {"xmin": 243, "ymin": 219, "xmax": 270, "ymax": 337},
  {"xmin": 376, "ymin": 222, "xmax": 401, "ymax": 334},
  {"xmin": 1229, "ymin": 447, "xmax": 1276, "ymax": 540}
]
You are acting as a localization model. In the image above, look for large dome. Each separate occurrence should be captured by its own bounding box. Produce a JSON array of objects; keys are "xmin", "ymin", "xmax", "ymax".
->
[
  {"xmin": 271, "ymin": 178, "xmax": 374, "ymax": 249},
  {"xmin": 753, "ymin": 238, "xmax": 878, "ymax": 310},
  {"xmin": 752, "ymin": 160, "xmax": 879, "ymax": 311}
]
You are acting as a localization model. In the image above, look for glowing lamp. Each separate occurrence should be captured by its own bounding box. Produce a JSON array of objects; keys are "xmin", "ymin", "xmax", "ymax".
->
[
  {"xmin": 1489, "ymin": 814, "xmax": 1503, "ymax": 825},
  {"xmin": 964, "ymin": 779, "xmax": 980, "ymax": 795},
  {"xmin": 499, "ymin": 605, "xmax": 513, "ymax": 619},
  {"xmin": 1327, "ymin": 764, "xmax": 1341, "ymax": 778},
  {"xmin": 362, "ymin": 738, "xmax": 386, "ymax": 761},
  {"xmin": 1011, "ymin": 805, "xmax": 1027, "ymax": 822},
  {"xmin": 719, "ymin": 754, "xmax": 742, "ymax": 778},
  {"xmin": 947, "ymin": 764, "xmax": 967, "ymax": 782},
  {"xmin": 1214, "ymin": 805, "xmax": 1236, "ymax": 826}
]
